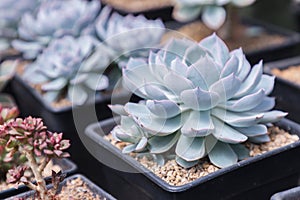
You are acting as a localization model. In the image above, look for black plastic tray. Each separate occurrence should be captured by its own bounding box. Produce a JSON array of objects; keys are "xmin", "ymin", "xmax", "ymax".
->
[
  {"xmin": 264, "ymin": 56, "xmax": 300, "ymax": 124},
  {"xmin": 0, "ymin": 158, "xmax": 77, "ymax": 199},
  {"xmin": 164, "ymin": 18, "xmax": 300, "ymax": 65},
  {"xmin": 5, "ymin": 174, "xmax": 116, "ymax": 200},
  {"xmin": 84, "ymin": 117, "xmax": 300, "ymax": 200}
]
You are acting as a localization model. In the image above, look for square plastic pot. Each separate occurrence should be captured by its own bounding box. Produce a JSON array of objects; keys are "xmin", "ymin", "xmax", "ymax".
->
[
  {"xmin": 5, "ymin": 174, "xmax": 116, "ymax": 200},
  {"xmin": 83, "ymin": 117, "xmax": 300, "ymax": 200},
  {"xmin": 0, "ymin": 158, "xmax": 77, "ymax": 199},
  {"xmin": 165, "ymin": 18, "xmax": 300, "ymax": 65},
  {"xmin": 264, "ymin": 56, "xmax": 300, "ymax": 124}
]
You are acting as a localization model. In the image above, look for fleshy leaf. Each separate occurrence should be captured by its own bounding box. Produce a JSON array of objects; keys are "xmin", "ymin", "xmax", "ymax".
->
[
  {"xmin": 212, "ymin": 108, "xmax": 264, "ymax": 127},
  {"xmin": 235, "ymin": 124, "xmax": 267, "ymax": 137},
  {"xmin": 258, "ymin": 110, "xmax": 288, "ymax": 123},
  {"xmin": 208, "ymin": 141, "xmax": 238, "ymax": 168},
  {"xmin": 225, "ymin": 89, "xmax": 265, "ymax": 112},
  {"xmin": 181, "ymin": 87, "xmax": 219, "ymax": 111},
  {"xmin": 209, "ymin": 73, "xmax": 241, "ymax": 102},
  {"xmin": 176, "ymin": 156, "xmax": 199, "ymax": 168},
  {"xmin": 181, "ymin": 110, "xmax": 214, "ymax": 137},
  {"xmin": 248, "ymin": 135, "xmax": 270, "ymax": 144},
  {"xmin": 230, "ymin": 144, "xmax": 249, "ymax": 160},
  {"xmin": 68, "ymin": 85, "xmax": 88, "ymax": 105},
  {"xmin": 199, "ymin": 33, "xmax": 229, "ymax": 65},
  {"xmin": 202, "ymin": 6, "xmax": 226, "ymax": 30},
  {"xmin": 148, "ymin": 131, "xmax": 180, "ymax": 153},
  {"xmin": 176, "ymin": 134, "xmax": 206, "ymax": 161},
  {"xmin": 212, "ymin": 117, "xmax": 248, "ymax": 144},
  {"xmin": 146, "ymin": 100, "xmax": 180, "ymax": 118}
]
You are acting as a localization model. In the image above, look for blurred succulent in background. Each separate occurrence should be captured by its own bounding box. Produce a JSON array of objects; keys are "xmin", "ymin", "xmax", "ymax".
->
[
  {"xmin": 110, "ymin": 33, "xmax": 286, "ymax": 168},
  {"xmin": 1, "ymin": 116, "xmax": 70, "ymax": 199},
  {"xmin": 22, "ymin": 35, "xmax": 111, "ymax": 106},
  {"xmin": 95, "ymin": 6, "xmax": 165, "ymax": 66},
  {"xmin": 172, "ymin": 0, "xmax": 255, "ymax": 30},
  {"xmin": 12, "ymin": 0, "xmax": 101, "ymax": 59},
  {"xmin": 0, "ymin": 0, "xmax": 40, "ymax": 50}
]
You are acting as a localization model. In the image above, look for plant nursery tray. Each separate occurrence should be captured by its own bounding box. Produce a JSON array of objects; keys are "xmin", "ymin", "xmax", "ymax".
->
[
  {"xmin": 84, "ymin": 117, "xmax": 300, "ymax": 200},
  {"xmin": 264, "ymin": 56, "xmax": 300, "ymax": 124},
  {"xmin": 0, "ymin": 158, "xmax": 77, "ymax": 199},
  {"xmin": 6, "ymin": 174, "xmax": 116, "ymax": 200}
]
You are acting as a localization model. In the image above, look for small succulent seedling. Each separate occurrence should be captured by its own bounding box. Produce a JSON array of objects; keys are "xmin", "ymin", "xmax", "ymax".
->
[
  {"xmin": 95, "ymin": 6, "xmax": 165, "ymax": 66},
  {"xmin": 12, "ymin": 0, "xmax": 101, "ymax": 59},
  {"xmin": 22, "ymin": 35, "xmax": 110, "ymax": 105},
  {"xmin": 110, "ymin": 33, "xmax": 287, "ymax": 169},
  {"xmin": 0, "ymin": 0, "xmax": 39, "ymax": 50},
  {"xmin": 0, "ymin": 116, "xmax": 70, "ymax": 200},
  {"xmin": 172, "ymin": 0, "xmax": 255, "ymax": 30}
]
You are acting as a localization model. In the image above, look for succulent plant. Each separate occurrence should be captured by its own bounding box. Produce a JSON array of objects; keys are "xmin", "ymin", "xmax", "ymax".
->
[
  {"xmin": 110, "ymin": 33, "xmax": 287, "ymax": 169},
  {"xmin": 1, "ymin": 116, "xmax": 70, "ymax": 199},
  {"xmin": 12, "ymin": 0, "xmax": 101, "ymax": 59},
  {"xmin": 22, "ymin": 35, "xmax": 111, "ymax": 106},
  {"xmin": 0, "ymin": 0, "xmax": 40, "ymax": 50},
  {"xmin": 172, "ymin": 0, "xmax": 255, "ymax": 30},
  {"xmin": 95, "ymin": 6, "xmax": 165, "ymax": 66}
]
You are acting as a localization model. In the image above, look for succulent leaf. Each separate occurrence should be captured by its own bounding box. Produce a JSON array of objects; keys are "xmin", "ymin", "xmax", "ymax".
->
[
  {"xmin": 208, "ymin": 141, "xmax": 238, "ymax": 168},
  {"xmin": 176, "ymin": 135, "xmax": 206, "ymax": 161}
]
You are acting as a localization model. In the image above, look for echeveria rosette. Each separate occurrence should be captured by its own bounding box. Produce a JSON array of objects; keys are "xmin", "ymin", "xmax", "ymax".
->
[
  {"xmin": 12, "ymin": 0, "xmax": 101, "ymax": 59},
  {"xmin": 95, "ymin": 6, "xmax": 165, "ymax": 66},
  {"xmin": 172, "ymin": 0, "xmax": 255, "ymax": 30},
  {"xmin": 0, "ymin": 0, "xmax": 40, "ymax": 50},
  {"xmin": 110, "ymin": 33, "xmax": 287, "ymax": 169},
  {"xmin": 22, "ymin": 35, "xmax": 110, "ymax": 106}
]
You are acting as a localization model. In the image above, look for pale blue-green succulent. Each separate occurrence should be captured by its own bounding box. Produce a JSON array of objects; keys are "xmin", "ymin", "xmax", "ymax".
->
[
  {"xmin": 0, "ymin": 0, "xmax": 40, "ymax": 50},
  {"xmin": 22, "ymin": 35, "xmax": 111, "ymax": 106},
  {"xmin": 110, "ymin": 33, "xmax": 287, "ymax": 169},
  {"xmin": 172, "ymin": 0, "xmax": 255, "ymax": 30},
  {"xmin": 12, "ymin": 0, "xmax": 101, "ymax": 59},
  {"xmin": 95, "ymin": 6, "xmax": 165, "ymax": 66}
]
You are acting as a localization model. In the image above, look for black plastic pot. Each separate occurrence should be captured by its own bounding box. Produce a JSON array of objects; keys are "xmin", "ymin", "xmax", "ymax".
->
[
  {"xmin": 270, "ymin": 185, "xmax": 300, "ymax": 200},
  {"xmin": 102, "ymin": 2, "xmax": 174, "ymax": 22},
  {"xmin": 5, "ymin": 174, "xmax": 116, "ymax": 200},
  {"xmin": 0, "ymin": 158, "xmax": 77, "ymax": 199},
  {"xmin": 264, "ymin": 56, "xmax": 300, "ymax": 124},
  {"xmin": 83, "ymin": 117, "xmax": 300, "ymax": 200},
  {"xmin": 165, "ymin": 18, "xmax": 300, "ymax": 65}
]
